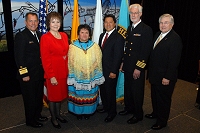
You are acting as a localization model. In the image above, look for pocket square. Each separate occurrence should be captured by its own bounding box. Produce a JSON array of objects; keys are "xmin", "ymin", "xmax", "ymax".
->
[
  {"xmin": 29, "ymin": 41, "xmax": 34, "ymax": 44},
  {"xmin": 133, "ymin": 34, "xmax": 141, "ymax": 36}
]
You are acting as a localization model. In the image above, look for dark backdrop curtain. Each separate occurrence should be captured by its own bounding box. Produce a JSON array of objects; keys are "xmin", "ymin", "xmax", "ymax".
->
[{"xmin": 140, "ymin": 0, "xmax": 200, "ymax": 82}]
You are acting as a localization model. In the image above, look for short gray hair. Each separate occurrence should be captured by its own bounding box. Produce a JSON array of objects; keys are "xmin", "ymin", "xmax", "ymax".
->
[
  {"xmin": 129, "ymin": 4, "xmax": 143, "ymax": 13},
  {"xmin": 159, "ymin": 14, "xmax": 174, "ymax": 24}
]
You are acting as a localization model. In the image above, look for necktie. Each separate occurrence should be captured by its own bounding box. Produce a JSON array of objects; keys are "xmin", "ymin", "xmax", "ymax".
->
[
  {"xmin": 34, "ymin": 33, "xmax": 39, "ymax": 43},
  {"xmin": 102, "ymin": 33, "xmax": 108, "ymax": 48},
  {"xmin": 154, "ymin": 34, "xmax": 162, "ymax": 49},
  {"xmin": 131, "ymin": 26, "xmax": 134, "ymax": 31}
]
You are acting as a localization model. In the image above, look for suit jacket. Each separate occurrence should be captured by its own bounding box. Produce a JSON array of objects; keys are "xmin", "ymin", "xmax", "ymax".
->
[
  {"xmin": 40, "ymin": 32, "xmax": 69, "ymax": 79},
  {"xmin": 123, "ymin": 22, "xmax": 153, "ymax": 73},
  {"xmin": 148, "ymin": 29, "xmax": 182, "ymax": 85},
  {"xmin": 14, "ymin": 27, "xmax": 44, "ymax": 81},
  {"xmin": 98, "ymin": 29, "xmax": 125, "ymax": 76}
]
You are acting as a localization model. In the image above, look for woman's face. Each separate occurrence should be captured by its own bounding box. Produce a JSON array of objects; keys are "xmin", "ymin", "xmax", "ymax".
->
[
  {"xmin": 49, "ymin": 18, "xmax": 61, "ymax": 32},
  {"xmin": 78, "ymin": 28, "xmax": 89, "ymax": 42}
]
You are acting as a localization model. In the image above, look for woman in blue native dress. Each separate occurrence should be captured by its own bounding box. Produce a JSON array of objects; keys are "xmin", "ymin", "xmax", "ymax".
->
[{"xmin": 68, "ymin": 24, "xmax": 105, "ymax": 120}]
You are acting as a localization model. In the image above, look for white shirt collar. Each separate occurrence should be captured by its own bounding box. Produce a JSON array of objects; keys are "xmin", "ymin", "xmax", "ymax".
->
[
  {"xmin": 106, "ymin": 28, "xmax": 115, "ymax": 36},
  {"xmin": 132, "ymin": 19, "xmax": 141, "ymax": 28}
]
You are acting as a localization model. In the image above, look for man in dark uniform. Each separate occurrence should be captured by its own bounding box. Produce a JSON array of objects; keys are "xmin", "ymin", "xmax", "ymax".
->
[
  {"xmin": 145, "ymin": 14, "xmax": 182, "ymax": 130},
  {"xmin": 14, "ymin": 12, "xmax": 47, "ymax": 128},
  {"xmin": 118, "ymin": 4, "xmax": 153, "ymax": 124},
  {"xmin": 98, "ymin": 14, "xmax": 125, "ymax": 122}
]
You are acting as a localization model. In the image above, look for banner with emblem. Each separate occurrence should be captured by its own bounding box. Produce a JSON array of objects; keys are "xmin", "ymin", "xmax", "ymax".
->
[{"xmin": 116, "ymin": 0, "xmax": 129, "ymax": 102}]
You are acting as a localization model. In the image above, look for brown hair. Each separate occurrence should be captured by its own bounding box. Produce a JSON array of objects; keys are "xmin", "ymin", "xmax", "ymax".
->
[{"xmin": 46, "ymin": 12, "xmax": 62, "ymax": 31}]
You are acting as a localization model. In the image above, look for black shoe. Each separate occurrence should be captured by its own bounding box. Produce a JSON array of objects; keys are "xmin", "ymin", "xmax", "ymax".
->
[
  {"xmin": 77, "ymin": 115, "xmax": 82, "ymax": 120},
  {"xmin": 151, "ymin": 124, "xmax": 166, "ymax": 130},
  {"xmin": 104, "ymin": 115, "xmax": 116, "ymax": 122},
  {"xmin": 97, "ymin": 108, "xmax": 106, "ymax": 113},
  {"xmin": 51, "ymin": 119, "xmax": 61, "ymax": 129},
  {"xmin": 37, "ymin": 116, "xmax": 48, "ymax": 122},
  {"xmin": 127, "ymin": 116, "xmax": 143, "ymax": 124},
  {"xmin": 84, "ymin": 114, "xmax": 90, "ymax": 120},
  {"xmin": 118, "ymin": 110, "xmax": 132, "ymax": 115},
  {"xmin": 26, "ymin": 122, "xmax": 43, "ymax": 128},
  {"xmin": 145, "ymin": 113, "xmax": 156, "ymax": 119},
  {"xmin": 56, "ymin": 117, "xmax": 67, "ymax": 123}
]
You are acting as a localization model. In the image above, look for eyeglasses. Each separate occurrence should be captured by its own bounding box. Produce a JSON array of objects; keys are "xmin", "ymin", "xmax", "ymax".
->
[
  {"xmin": 129, "ymin": 12, "xmax": 140, "ymax": 15},
  {"xmin": 159, "ymin": 21, "xmax": 171, "ymax": 25}
]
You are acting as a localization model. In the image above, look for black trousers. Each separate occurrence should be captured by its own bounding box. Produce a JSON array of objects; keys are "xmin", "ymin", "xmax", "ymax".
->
[
  {"xmin": 99, "ymin": 74, "xmax": 118, "ymax": 116},
  {"xmin": 151, "ymin": 81, "xmax": 175, "ymax": 126},
  {"xmin": 124, "ymin": 71, "xmax": 145, "ymax": 119},
  {"xmin": 19, "ymin": 79, "xmax": 44, "ymax": 124}
]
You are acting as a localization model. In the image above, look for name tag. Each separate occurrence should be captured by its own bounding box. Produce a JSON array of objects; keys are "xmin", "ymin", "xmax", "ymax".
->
[
  {"xmin": 133, "ymin": 34, "xmax": 141, "ymax": 36},
  {"xmin": 29, "ymin": 41, "xmax": 34, "ymax": 44}
]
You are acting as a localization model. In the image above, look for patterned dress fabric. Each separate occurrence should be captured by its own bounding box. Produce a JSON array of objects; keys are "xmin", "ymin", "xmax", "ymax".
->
[{"xmin": 68, "ymin": 40, "xmax": 105, "ymax": 114}]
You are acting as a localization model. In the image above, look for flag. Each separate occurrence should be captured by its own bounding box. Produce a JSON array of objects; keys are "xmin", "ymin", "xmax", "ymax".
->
[
  {"xmin": 38, "ymin": 0, "xmax": 47, "ymax": 34},
  {"xmin": 116, "ymin": 0, "xmax": 130, "ymax": 102},
  {"xmin": 92, "ymin": 0, "xmax": 103, "ymax": 44},
  {"xmin": 71, "ymin": 0, "xmax": 80, "ymax": 42},
  {"xmin": 39, "ymin": 0, "xmax": 48, "ymax": 108}
]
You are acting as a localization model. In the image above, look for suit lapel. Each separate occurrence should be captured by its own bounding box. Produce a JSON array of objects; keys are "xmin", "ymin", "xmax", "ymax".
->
[
  {"xmin": 99, "ymin": 33, "xmax": 104, "ymax": 48},
  {"xmin": 102, "ymin": 30, "xmax": 116, "ymax": 49},
  {"xmin": 153, "ymin": 30, "xmax": 173, "ymax": 49},
  {"xmin": 25, "ymin": 28, "xmax": 40, "ymax": 46}
]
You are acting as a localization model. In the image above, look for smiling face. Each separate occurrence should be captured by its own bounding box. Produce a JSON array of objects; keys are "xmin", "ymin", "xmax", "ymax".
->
[
  {"xmin": 78, "ymin": 28, "xmax": 90, "ymax": 42},
  {"xmin": 25, "ymin": 14, "xmax": 39, "ymax": 32},
  {"xmin": 49, "ymin": 18, "xmax": 61, "ymax": 32},
  {"xmin": 104, "ymin": 17, "xmax": 116, "ymax": 32},
  {"xmin": 159, "ymin": 16, "xmax": 174, "ymax": 33},
  {"xmin": 129, "ymin": 7, "xmax": 142, "ymax": 24}
]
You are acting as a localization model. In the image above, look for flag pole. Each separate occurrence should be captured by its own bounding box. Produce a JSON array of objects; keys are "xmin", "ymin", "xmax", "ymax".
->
[{"xmin": 46, "ymin": 0, "xmax": 48, "ymax": 13}]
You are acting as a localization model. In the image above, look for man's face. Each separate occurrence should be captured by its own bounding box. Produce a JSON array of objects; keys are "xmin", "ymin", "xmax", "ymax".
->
[
  {"xmin": 129, "ymin": 7, "xmax": 142, "ymax": 24},
  {"xmin": 159, "ymin": 17, "xmax": 174, "ymax": 33},
  {"xmin": 104, "ymin": 17, "xmax": 116, "ymax": 32},
  {"xmin": 25, "ymin": 14, "xmax": 39, "ymax": 32}
]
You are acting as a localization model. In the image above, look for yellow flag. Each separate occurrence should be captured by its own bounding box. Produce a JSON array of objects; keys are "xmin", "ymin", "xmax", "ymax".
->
[{"xmin": 71, "ymin": 0, "xmax": 80, "ymax": 43}]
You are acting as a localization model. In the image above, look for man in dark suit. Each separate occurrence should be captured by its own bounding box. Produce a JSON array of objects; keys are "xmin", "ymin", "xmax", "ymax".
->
[
  {"xmin": 145, "ymin": 14, "xmax": 182, "ymax": 130},
  {"xmin": 14, "ymin": 12, "xmax": 47, "ymax": 128},
  {"xmin": 118, "ymin": 4, "xmax": 153, "ymax": 124},
  {"xmin": 97, "ymin": 14, "xmax": 125, "ymax": 122}
]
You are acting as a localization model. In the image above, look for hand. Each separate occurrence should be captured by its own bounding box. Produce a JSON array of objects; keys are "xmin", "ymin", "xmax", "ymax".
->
[
  {"xmin": 109, "ymin": 72, "xmax": 116, "ymax": 79},
  {"xmin": 133, "ymin": 69, "xmax": 140, "ymax": 80},
  {"xmin": 50, "ymin": 77, "xmax": 58, "ymax": 85},
  {"xmin": 22, "ymin": 76, "xmax": 30, "ymax": 82},
  {"xmin": 162, "ymin": 78, "xmax": 170, "ymax": 85}
]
